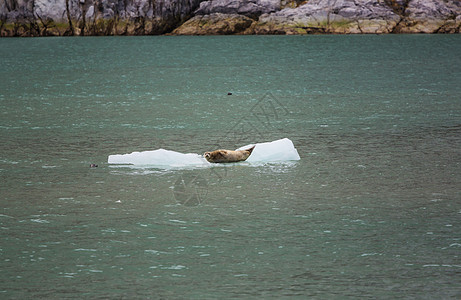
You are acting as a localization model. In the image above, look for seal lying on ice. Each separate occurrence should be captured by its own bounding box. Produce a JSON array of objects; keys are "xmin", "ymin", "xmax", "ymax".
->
[{"xmin": 204, "ymin": 145, "xmax": 255, "ymax": 163}]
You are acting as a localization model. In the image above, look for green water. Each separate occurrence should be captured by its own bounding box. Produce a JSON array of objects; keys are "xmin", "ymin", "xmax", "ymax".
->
[{"xmin": 1, "ymin": 35, "xmax": 460, "ymax": 298}]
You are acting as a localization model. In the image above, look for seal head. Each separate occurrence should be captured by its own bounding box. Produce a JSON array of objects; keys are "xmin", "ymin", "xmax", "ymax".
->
[{"xmin": 204, "ymin": 145, "xmax": 255, "ymax": 163}]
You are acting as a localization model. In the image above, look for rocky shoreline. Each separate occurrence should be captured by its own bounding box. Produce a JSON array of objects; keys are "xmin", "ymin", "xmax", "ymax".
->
[{"xmin": 1, "ymin": 0, "xmax": 460, "ymax": 37}]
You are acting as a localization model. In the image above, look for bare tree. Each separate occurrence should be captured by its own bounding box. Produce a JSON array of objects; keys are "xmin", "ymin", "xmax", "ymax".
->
[{"xmin": 65, "ymin": 0, "xmax": 75, "ymax": 35}]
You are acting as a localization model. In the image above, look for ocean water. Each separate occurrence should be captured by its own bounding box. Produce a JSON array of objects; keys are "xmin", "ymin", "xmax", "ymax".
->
[{"xmin": 1, "ymin": 35, "xmax": 460, "ymax": 298}]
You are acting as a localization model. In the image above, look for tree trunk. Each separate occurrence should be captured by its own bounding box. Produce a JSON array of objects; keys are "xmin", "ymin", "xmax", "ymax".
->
[{"xmin": 65, "ymin": 0, "xmax": 75, "ymax": 35}]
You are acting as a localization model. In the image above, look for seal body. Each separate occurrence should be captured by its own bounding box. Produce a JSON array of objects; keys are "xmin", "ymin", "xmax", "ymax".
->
[{"xmin": 204, "ymin": 145, "xmax": 255, "ymax": 163}]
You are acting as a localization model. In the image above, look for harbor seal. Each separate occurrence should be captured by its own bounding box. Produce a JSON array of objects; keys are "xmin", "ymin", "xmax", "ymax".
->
[{"xmin": 204, "ymin": 145, "xmax": 255, "ymax": 163}]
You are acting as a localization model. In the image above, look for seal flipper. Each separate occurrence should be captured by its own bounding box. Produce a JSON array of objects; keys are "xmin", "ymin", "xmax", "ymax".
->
[{"xmin": 245, "ymin": 145, "xmax": 256, "ymax": 155}]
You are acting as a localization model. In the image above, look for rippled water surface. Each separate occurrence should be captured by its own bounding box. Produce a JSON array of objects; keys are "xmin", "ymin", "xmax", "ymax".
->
[{"xmin": 1, "ymin": 35, "xmax": 460, "ymax": 298}]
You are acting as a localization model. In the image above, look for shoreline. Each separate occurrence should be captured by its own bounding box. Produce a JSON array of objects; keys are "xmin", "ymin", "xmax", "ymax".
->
[
  {"xmin": 1, "ymin": 21, "xmax": 459, "ymax": 37},
  {"xmin": 1, "ymin": 1, "xmax": 460, "ymax": 37}
]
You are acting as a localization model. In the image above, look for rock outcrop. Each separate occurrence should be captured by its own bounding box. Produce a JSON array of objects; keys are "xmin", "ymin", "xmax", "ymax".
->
[
  {"xmin": 174, "ymin": 0, "xmax": 461, "ymax": 34},
  {"xmin": 1, "ymin": 0, "xmax": 460, "ymax": 36},
  {"xmin": 195, "ymin": 0, "xmax": 281, "ymax": 18},
  {"xmin": 250, "ymin": 0, "xmax": 401, "ymax": 34},
  {"xmin": 0, "ymin": 0, "xmax": 203, "ymax": 36},
  {"xmin": 395, "ymin": 0, "xmax": 461, "ymax": 33},
  {"xmin": 172, "ymin": 13, "xmax": 254, "ymax": 34}
]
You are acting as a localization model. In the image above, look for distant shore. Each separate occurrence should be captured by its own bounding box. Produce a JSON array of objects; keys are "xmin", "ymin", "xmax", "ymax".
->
[
  {"xmin": 1, "ymin": 18, "xmax": 459, "ymax": 37},
  {"xmin": 1, "ymin": 0, "xmax": 460, "ymax": 37}
]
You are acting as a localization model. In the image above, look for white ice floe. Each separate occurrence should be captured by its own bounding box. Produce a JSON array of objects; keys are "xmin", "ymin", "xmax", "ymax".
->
[
  {"xmin": 236, "ymin": 138, "xmax": 300, "ymax": 162},
  {"xmin": 108, "ymin": 149, "xmax": 207, "ymax": 167},
  {"xmin": 108, "ymin": 138, "xmax": 300, "ymax": 167}
]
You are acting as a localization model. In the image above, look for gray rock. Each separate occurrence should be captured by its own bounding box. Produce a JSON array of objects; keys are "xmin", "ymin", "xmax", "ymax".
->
[
  {"xmin": 251, "ymin": 0, "xmax": 461, "ymax": 34},
  {"xmin": 195, "ymin": 0, "xmax": 280, "ymax": 17},
  {"xmin": 172, "ymin": 12, "xmax": 254, "ymax": 34},
  {"xmin": 1, "ymin": 0, "xmax": 205, "ymax": 36},
  {"xmin": 85, "ymin": 5, "xmax": 95, "ymax": 19},
  {"xmin": 400, "ymin": 0, "xmax": 461, "ymax": 33},
  {"xmin": 1, "ymin": 0, "xmax": 460, "ymax": 35},
  {"xmin": 407, "ymin": 0, "xmax": 461, "ymax": 20},
  {"xmin": 1, "ymin": 0, "xmax": 204, "ymax": 22},
  {"xmin": 34, "ymin": 0, "xmax": 67, "ymax": 21},
  {"xmin": 255, "ymin": 0, "xmax": 400, "ymax": 34}
]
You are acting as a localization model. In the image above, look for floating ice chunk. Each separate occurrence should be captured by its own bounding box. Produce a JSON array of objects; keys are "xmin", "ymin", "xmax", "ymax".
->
[
  {"xmin": 108, "ymin": 149, "xmax": 209, "ymax": 167},
  {"xmin": 108, "ymin": 138, "xmax": 300, "ymax": 167},
  {"xmin": 236, "ymin": 138, "xmax": 300, "ymax": 162}
]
